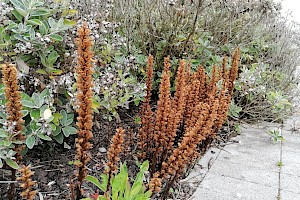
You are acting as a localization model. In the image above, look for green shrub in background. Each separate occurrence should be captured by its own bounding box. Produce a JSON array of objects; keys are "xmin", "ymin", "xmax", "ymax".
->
[
  {"xmin": 0, "ymin": 0, "xmax": 75, "ymax": 76},
  {"xmin": 72, "ymin": 0, "xmax": 300, "ymax": 122},
  {"xmin": 0, "ymin": 85, "xmax": 77, "ymax": 152}
]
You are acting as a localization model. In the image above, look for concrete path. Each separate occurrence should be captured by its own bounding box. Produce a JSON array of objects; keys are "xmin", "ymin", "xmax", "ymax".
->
[{"xmin": 185, "ymin": 115, "xmax": 300, "ymax": 200}]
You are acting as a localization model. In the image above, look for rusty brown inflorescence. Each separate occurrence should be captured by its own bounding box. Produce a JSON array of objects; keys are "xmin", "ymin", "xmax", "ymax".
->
[
  {"xmin": 73, "ymin": 23, "xmax": 94, "ymax": 198},
  {"xmin": 137, "ymin": 48, "xmax": 240, "ymax": 196},
  {"xmin": 2, "ymin": 63, "xmax": 25, "ymax": 161},
  {"xmin": 17, "ymin": 165, "xmax": 37, "ymax": 200}
]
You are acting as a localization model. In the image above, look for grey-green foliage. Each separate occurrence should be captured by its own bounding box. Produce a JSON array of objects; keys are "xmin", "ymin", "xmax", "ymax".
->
[
  {"xmin": 0, "ymin": 0, "xmax": 74, "ymax": 75},
  {"xmin": 0, "ymin": 85, "xmax": 77, "ymax": 152},
  {"xmin": 93, "ymin": 52, "xmax": 146, "ymax": 121},
  {"xmin": 83, "ymin": 161, "xmax": 152, "ymax": 200},
  {"xmin": 79, "ymin": 0, "xmax": 299, "ymax": 122},
  {"xmin": 0, "ymin": 130, "xmax": 20, "ymax": 170}
]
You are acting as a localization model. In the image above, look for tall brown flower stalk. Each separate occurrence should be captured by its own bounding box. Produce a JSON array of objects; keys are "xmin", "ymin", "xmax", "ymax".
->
[
  {"xmin": 160, "ymin": 100, "xmax": 219, "ymax": 196},
  {"xmin": 73, "ymin": 23, "xmax": 94, "ymax": 199},
  {"xmin": 163, "ymin": 59, "xmax": 187, "ymax": 159},
  {"xmin": 137, "ymin": 48, "xmax": 240, "ymax": 197},
  {"xmin": 2, "ymin": 64, "xmax": 25, "ymax": 159},
  {"xmin": 213, "ymin": 48, "xmax": 240, "ymax": 134},
  {"xmin": 105, "ymin": 128, "xmax": 125, "ymax": 179},
  {"xmin": 17, "ymin": 165, "xmax": 37, "ymax": 200},
  {"xmin": 2, "ymin": 63, "xmax": 25, "ymax": 200},
  {"xmin": 138, "ymin": 55, "xmax": 154, "ymax": 160},
  {"xmin": 150, "ymin": 56, "xmax": 172, "ymax": 172}
]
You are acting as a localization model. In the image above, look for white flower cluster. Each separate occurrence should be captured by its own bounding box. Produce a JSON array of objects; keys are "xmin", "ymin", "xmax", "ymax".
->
[{"xmin": 0, "ymin": 2, "xmax": 13, "ymax": 24}]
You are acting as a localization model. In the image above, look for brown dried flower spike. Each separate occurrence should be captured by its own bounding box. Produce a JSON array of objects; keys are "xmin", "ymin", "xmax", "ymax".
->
[
  {"xmin": 106, "ymin": 128, "xmax": 125, "ymax": 178},
  {"xmin": 2, "ymin": 63, "xmax": 26, "ymax": 200},
  {"xmin": 17, "ymin": 165, "xmax": 37, "ymax": 200},
  {"xmin": 2, "ymin": 63, "xmax": 25, "ymax": 161},
  {"xmin": 73, "ymin": 23, "xmax": 94, "ymax": 199}
]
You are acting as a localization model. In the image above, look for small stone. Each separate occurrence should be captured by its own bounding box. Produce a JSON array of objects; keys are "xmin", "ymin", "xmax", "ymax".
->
[
  {"xmin": 47, "ymin": 180, "xmax": 56, "ymax": 186},
  {"xmin": 99, "ymin": 147, "xmax": 107, "ymax": 153},
  {"xmin": 63, "ymin": 142, "xmax": 71, "ymax": 150}
]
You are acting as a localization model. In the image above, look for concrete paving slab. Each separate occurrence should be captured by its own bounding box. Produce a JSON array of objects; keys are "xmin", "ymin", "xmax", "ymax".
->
[
  {"xmin": 209, "ymin": 159, "xmax": 278, "ymax": 188},
  {"xmin": 191, "ymin": 172, "xmax": 278, "ymax": 200},
  {"xmin": 281, "ymin": 190, "xmax": 300, "ymax": 200},
  {"xmin": 182, "ymin": 147, "xmax": 221, "ymax": 185},
  {"xmin": 281, "ymin": 149, "xmax": 300, "ymax": 176},
  {"xmin": 281, "ymin": 173, "xmax": 300, "ymax": 194},
  {"xmin": 189, "ymin": 115, "xmax": 300, "ymax": 200}
]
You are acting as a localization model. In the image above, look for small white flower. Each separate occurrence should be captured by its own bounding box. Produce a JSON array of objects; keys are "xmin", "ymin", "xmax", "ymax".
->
[{"xmin": 43, "ymin": 108, "xmax": 52, "ymax": 120}]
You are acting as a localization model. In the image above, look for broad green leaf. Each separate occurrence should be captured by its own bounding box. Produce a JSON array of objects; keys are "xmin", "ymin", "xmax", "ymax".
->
[
  {"xmin": 62, "ymin": 126, "xmax": 77, "ymax": 137},
  {"xmin": 30, "ymin": 109, "xmax": 40, "ymax": 121},
  {"xmin": 32, "ymin": 93, "xmax": 43, "ymax": 107},
  {"xmin": 60, "ymin": 110, "xmax": 67, "ymax": 125},
  {"xmin": 40, "ymin": 89, "xmax": 50, "ymax": 98},
  {"xmin": 85, "ymin": 175, "xmax": 102, "ymax": 189},
  {"xmin": 64, "ymin": 19, "xmax": 77, "ymax": 26},
  {"xmin": 52, "ymin": 113, "xmax": 63, "ymax": 126},
  {"xmin": 21, "ymin": 109, "xmax": 29, "ymax": 117},
  {"xmin": 16, "ymin": 58, "xmax": 29, "ymax": 74},
  {"xmin": 37, "ymin": 133, "xmax": 52, "ymax": 141},
  {"xmin": 48, "ymin": 50, "xmax": 59, "ymax": 66},
  {"xmin": 26, "ymin": 135, "xmax": 35, "ymax": 149},
  {"xmin": 4, "ymin": 23, "xmax": 18, "ymax": 31},
  {"xmin": 49, "ymin": 69, "xmax": 63, "ymax": 76},
  {"xmin": 27, "ymin": 19, "xmax": 43, "ymax": 26},
  {"xmin": 5, "ymin": 159, "xmax": 19, "ymax": 169},
  {"xmin": 39, "ymin": 20, "xmax": 48, "ymax": 35},
  {"xmin": 15, "ymin": 8, "xmax": 28, "ymax": 17},
  {"xmin": 36, "ymin": 69, "xmax": 47, "ymax": 75},
  {"xmin": 0, "ymin": 111, "xmax": 6, "ymax": 119},
  {"xmin": 22, "ymin": 100, "xmax": 36, "ymax": 108},
  {"xmin": 0, "ymin": 159, "xmax": 3, "ymax": 168},
  {"xmin": 52, "ymin": 126, "xmax": 61, "ymax": 136},
  {"xmin": 99, "ymin": 174, "xmax": 108, "ymax": 192},
  {"xmin": 50, "ymin": 123, "xmax": 56, "ymax": 131},
  {"xmin": 140, "ymin": 160, "xmax": 149, "ymax": 172},
  {"xmin": 49, "ymin": 34, "xmax": 63, "ymax": 42},
  {"xmin": 48, "ymin": 17, "xmax": 56, "ymax": 29},
  {"xmin": 21, "ymin": 92, "xmax": 32, "ymax": 101},
  {"xmin": 53, "ymin": 133, "xmax": 63, "ymax": 144},
  {"xmin": 64, "ymin": 118, "xmax": 73, "ymax": 126},
  {"xmin": 11, "ymin": 10, "xmax": 23, "ymax": 22},
  {"xmin": 31, "ymin": 8, "xmax": 50, "ymax": 16}
]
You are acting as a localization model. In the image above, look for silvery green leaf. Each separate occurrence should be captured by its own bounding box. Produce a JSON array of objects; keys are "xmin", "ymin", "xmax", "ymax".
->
[
  {"xmin": 16, "ymin": 58, "xmax": 29, "ymax": 74},
  {"xmin": 37, "ymin": 133, "xmax": 52, "ymax": 141},
  {"xmin": 53, "ymin": 133, "xmax": 63, "ymax": 144},
  {"xmin": 5, "ymin": 159, "xmax": 19, "ymax": 169},
  {"xmin": 49, "ymin": 34, "xmax": 63, "ymax": 42},
  {"xmin": 48, "ymin": 17, "xmax": 56, "ymax": 30},
  {"xmin": 22, "ymin": 100, "xmax": 37, "ymax": 108},
  {"xmin": 31, "ymin": 8, "xmax": 50, "ymax": 17},
  {"xmin": 32, "ymin": 93, "xmax": 44, "ymax": 107},
  {"xmin": 10, "ymin": 0, "xmax": 26, "ymax": 10},
  {"xmin": 60, "ymin": 110, "xmax": 67, "ymax": 126},
  {"xmin": 62, "ymin": 126, "xmax": 77, "ymax": 137},
  {"xmin": 39, "ymin": 20, "xmax": 48, "ymax": 35},
  {"xmin": 32, "ymin": 0, "xmax": 44, "ymax": 7},
  {"xmin": 27, "ymin": 19, "xmax": 43, "ymax": 26}
]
